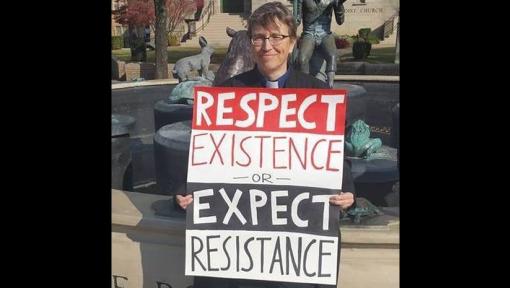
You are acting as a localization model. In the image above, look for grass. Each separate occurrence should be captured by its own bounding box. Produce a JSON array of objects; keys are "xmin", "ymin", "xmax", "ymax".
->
[
  {"xmin": 112, "ymin": 46, "xmax": 396, "ymax": 64},
  {"xmin": 340, "ymin": 47, "xmax": 397, "ymax": 64}
]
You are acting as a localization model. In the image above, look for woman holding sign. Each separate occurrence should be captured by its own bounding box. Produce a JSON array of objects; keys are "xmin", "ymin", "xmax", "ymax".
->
[{"xmin": 177, "ymin": 2, "xmax": 355, "ymax": 287}]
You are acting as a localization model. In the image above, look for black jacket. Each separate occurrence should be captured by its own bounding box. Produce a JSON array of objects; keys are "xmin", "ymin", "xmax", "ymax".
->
[
  {"xmin": 218, "ymin": 67, "xmax": 356, "ymax": 194},
  {"xmin": 191, "ymin": 69, "xmax": 355, "ymax": 288},
  {"xmin": 220, "ymin": 66, "xmax": 330, "ymax": 89}
]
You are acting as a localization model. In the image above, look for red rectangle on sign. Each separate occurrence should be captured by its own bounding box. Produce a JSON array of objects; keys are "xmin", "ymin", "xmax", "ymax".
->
[{"xmin": 192, "ymin": 86, "xmax": 348, "ymax": 135}]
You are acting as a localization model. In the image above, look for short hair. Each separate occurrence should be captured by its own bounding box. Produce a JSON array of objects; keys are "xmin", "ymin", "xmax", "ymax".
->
[{"xmin": 247, "ymin": 2, "xmax": 297, "ymax": 39}]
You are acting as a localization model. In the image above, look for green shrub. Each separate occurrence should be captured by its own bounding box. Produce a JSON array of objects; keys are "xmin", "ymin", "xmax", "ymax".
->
[
  {"xmin": 168, "ymin": 33, "xmax": 181, "ymax": 47},
  {"xmin": 112, "ymin": 36, "xmax": 123, "ymax": 50},
  {"xmin": 351, "ymin": 28, "xmax": 380, "ymax": 60},
  {"xmin": 353, "ymin": 42, "xmax": 372, "ymax": 60}
]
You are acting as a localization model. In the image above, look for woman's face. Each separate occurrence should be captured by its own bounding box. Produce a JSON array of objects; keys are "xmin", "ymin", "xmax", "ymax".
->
[{"xmin": 250, "ymin": 19, "xmax": 296, "ymax": 80}]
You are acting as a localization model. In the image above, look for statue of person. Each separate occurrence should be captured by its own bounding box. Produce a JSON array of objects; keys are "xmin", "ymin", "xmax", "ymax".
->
[{"xmin": 295, "ymin": 0, "xmax": 346, "ymax": 88}]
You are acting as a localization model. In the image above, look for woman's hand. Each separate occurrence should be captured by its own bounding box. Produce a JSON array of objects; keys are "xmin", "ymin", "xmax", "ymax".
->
[
  {"xmin": 176, "ymin": 194, "xmax": 193, "ymax": 210},
  {"xmin": 329, "ymin": 192, "xmax": 354, "ymax": 210}
]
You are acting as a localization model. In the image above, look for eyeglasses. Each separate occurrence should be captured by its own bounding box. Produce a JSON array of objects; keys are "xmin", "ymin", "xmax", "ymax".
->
[{"xmin": 250, "ymin": 34, "xmax": 290, "ymax": 46}]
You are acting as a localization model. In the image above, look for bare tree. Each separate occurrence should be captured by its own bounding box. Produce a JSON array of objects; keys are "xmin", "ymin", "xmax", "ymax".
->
[{"xmin": 154, "ymin": 0, "xmax": 168, "ymax": 78}]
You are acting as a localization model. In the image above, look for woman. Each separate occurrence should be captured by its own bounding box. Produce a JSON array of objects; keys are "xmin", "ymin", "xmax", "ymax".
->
[{"xmin": 177, "ymin": 2, "xmax": 355, "ymax": 287}]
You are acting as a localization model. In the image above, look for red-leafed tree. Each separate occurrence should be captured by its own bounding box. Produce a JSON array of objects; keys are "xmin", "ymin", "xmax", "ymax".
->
[
  {"xmin": 113, "ymin": 0, "xmax": 155, "ymax": 28},
  {"xmin": 113, "ymin": 0, "xmax": 198, "ymax": 78},
  {"xmin": 113, "ymin": 0, "xmax": 155, "ymax": 62}
]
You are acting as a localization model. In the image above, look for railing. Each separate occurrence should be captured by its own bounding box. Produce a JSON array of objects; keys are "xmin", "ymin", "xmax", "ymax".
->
[
  {"xmin": 370, "ymin": 12, "xmax": 398, "ymax": 42},
  {"xmin": 383, "ymin": 12, "xmax": 399, "ymax": 39}
]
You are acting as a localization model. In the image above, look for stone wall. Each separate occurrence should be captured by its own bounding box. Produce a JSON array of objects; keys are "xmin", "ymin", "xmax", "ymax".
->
[
  {"xmin": 205, "ymin": 0, "xmax": 399, "ymax": 48},
  {"xmin": 112, "ymin": 189, "xmax": 399, "ymax": 288},
  {"xmin": 112, "ymin": 58, "xmax": 126, "ymax": 81},
  {"xmin": 113, "ymin": 62, "xmax": 221, "ymax": 81},
  {"xmin": 125, "ymin": 63, "xmax": 174, "ymax": 81}
]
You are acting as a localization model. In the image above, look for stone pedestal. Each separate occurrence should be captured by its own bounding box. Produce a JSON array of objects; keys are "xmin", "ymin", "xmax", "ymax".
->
[
  {"xmin": 112, "ymin": 114, "xmax": 136, "ymax": 191},
  {"xmin": 334, "ymin": 83, "xmax": 368, "ymax": 126},
  {"xmin": 349, "ymin": 146, "xmax": 399, "ymax": 206},
  {"xmin": 153, "ymin": 121, "xmax": 191, "ymax": 195},
  {"xmin": 112, "ymin": 190, "xmax": 192, "ymax": 288},
  {"xmin": 112, "ymin": 189, "xmax": 399, "ymax": 288},
  {"xmin": 154, "ymin": 100, "xmax": 193, "ymax": 132}
]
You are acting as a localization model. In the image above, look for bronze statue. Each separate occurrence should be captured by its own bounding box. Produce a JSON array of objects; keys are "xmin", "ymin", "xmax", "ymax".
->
[
  {"xmin": 345, "ymin": 119, "xmax": 382, "ymax": 159},
  {"xmin": 213, "ymin": 27, "xmax": 255, "ymax": 86},
  {"xmin": 172, "ymin": 36, "xmax": 215, "ymax": 83},
  {"xmin": 295, "ymin": 0, "xmax": 346, "ymax": 87}
]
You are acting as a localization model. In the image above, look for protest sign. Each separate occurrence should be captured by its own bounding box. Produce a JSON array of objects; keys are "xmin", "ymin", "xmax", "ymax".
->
[{"xmin": 185, "ymin": 86, "xmax": 347, "ymax": 285}]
